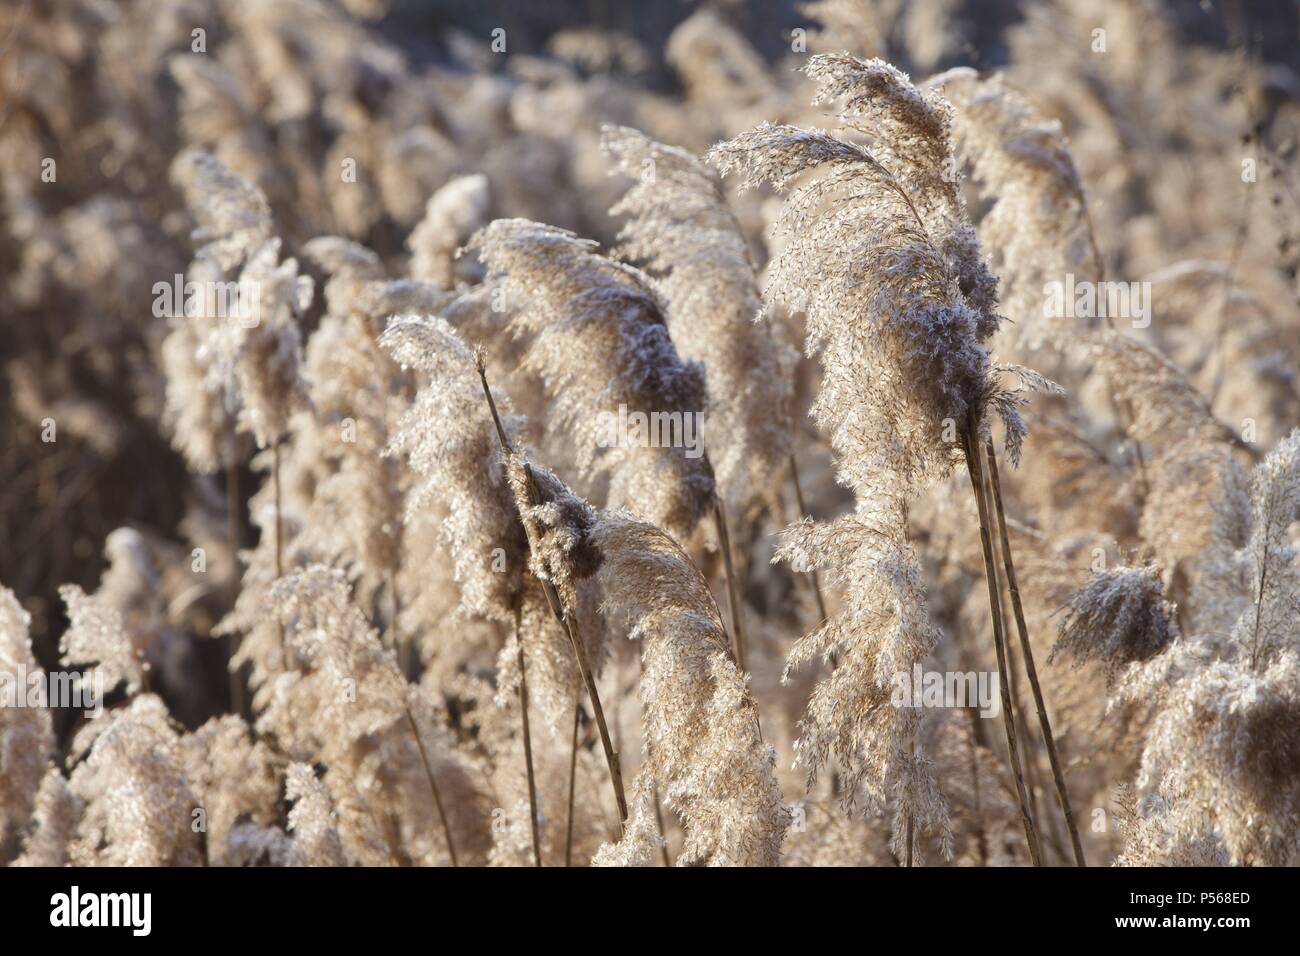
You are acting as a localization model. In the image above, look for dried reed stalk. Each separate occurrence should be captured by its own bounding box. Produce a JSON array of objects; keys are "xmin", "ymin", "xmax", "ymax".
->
[
  {"xmin": 225, "ymin": 462, "xmax": 246, "ymax": 717},
  {"xmin": 403, "ymin": 706, "xmax": 458, "ymax": 867},
  {"xmin": 984, "ymin": 437, "xmax": 1086, "ymax": 865},
  {"xmin": 564, "ymin": 698, "xmax": 580, "ymax": 867},
  {"xmin": 905, "ymin": 810, "xmax": 914, "ymax": 867},
  {"xmin": 475, "ymin": 358, "xmax": 629, "ymax": 830},
  {"xmin": 962, "ymin": 426, "xmax": 1043, "ymax": 865},
  {"xmin": 272, "ymin": 441, "xmax": 284, "ymax": 579},
  {"xmin": 712, "ymin": 498, "xmax": 747, "ymax": 671},
  {"xmin": 514, "ymin": 606, "xmax": 542, "ymax": 866}
]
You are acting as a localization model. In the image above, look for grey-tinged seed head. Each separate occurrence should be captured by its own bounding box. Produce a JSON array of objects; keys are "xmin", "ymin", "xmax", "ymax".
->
[
  {"xmin": 708, "ymin": 56, "xmax": 1028, "ymax": 483},
  {"xmin": 1050, "ymin": 565, "xmax": 1179, "ymax": 681},
  {"xmin": 503, "ymin": 451, "xmax": 604, "ymax": 616},
  {"xmin": 470, "ymin": 217, "xmax": 716, "ymax": 541},
  {"xmin": 602, "ymin": 124, "xmax": 796, "ymax": 512}
]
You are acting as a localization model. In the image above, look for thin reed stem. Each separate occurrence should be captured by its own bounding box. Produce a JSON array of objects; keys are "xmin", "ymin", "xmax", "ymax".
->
[
  {"xmin": 271, "ymin": 439, "xmax": 288, "ymax": 662},
  {"xmin": 1249, "ymin": 513, "xmax": 1273, "ymax": 671},
  {"xmin": 389, "ymin": 570, "xmax": 413, "ymax": 680},
  {"xmin": 1080, "ymin": 205, "xmax": 1151, "ymax": 494},
  {"xmin": 983, "ymin": 438, "xmax": 1086, "ymax": 866},
  {"xmin": 991, "ymin": 545, "xmax": 1050, "ymax": 852},
  {"xmin": 565, "ymin": 697, "xmax": 579, "ymax": 867},
  {"xmin": 226, "ymin": 460, "xmax": 241, "ymax": 589},
  {"xmin": 962, "ymin": 427, "xmax": 1043, "ymax": 866},
  {"xmin": 965, "ymin": 709, "xmax": 989, "ymax": 866},
  {"xmin": 651, "ymin": 777, "xmax": 672, "ymax": 867},
  {"xmin": 1209, "ymin": 171, "xmax": 1253, "ymax": 406},
  {"xmin": 515, "ymin": 606, "xmax": 542, "ymax": 866},
  {"xmin": 476, "ymin": 357, "xmax": 629, "ymax": 830},
  {"xmin": 791, "ymin": 454, "xmax": 837, "ymax": 791},
  {"xmin": 403, "ymin": 706, "xmax": 458, "ymax": 867},
  {"xmin": 712, "ymin": 497, "xmax": 747, "ymax": 672},
  {"xmin": 549, "ymin": 562, "xmax": 627, "ymax": 829},
  {"xmin": 641, "ymin": 653, "xmax": 673, "ymax": 867}
]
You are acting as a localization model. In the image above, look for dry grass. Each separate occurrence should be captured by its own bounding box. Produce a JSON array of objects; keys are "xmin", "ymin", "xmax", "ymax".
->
[{"xmin": 1, "ymin": 0, "xmax": 1298, "ymax": 868}]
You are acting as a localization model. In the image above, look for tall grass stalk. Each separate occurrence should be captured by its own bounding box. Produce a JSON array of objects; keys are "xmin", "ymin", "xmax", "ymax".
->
[
  {"xmin": 475, "ymin": 358, "xmax": 629, "ymax": 830},
  {"xmin": 514, "ymin": 606, "xmax": 542, "ymax": 866},
  {"xmin": 712, "ymin": 498, "xmax": 747, "ymax": 671},
  {"xmin": 404, "ymin": 706, "xmax": 458, "ymax": 867},
  {"xmin": 983, "ymin": 439, "xmax": 1085, "ymax": 865},
  {"xmin": 962, "ymin": 427, "xmax": 1043, "ymax": 865},
  {"xmin": 225, "ymin": 461, "xmax": 246, "ymax": 716},
  {"xmin": 564, "ymin": 698, "xmax": 579, "ymax": 867}
]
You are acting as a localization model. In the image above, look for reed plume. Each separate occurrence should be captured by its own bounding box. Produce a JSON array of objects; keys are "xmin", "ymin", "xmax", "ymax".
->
[
  {"xmin": 710, "ymin": 52, "xmax": 1074, "ymax": 863},
  {"xmin": 408, "ymin": 174, "xmax": 492, "ymax": 288},
  {"xmin": 4, "ymin": 0, "xmax": 1296, "ymax": 875},
  {"xmin": 601, "ymin": 124, "xmax": 796, "ymax": 513},
  {"xmin": 932, "ymin": 68, "xmax": 1102, "ymax": 349},
  {"xmin": 1113, "ymin": 430, "xmax": 1300, "ymax": 865},
  {"xmin": 67, "ymin": 696, "xmax": 203, "ymax": 866},
  {"xmin": 285, "ymin": 763, "xmax": 347, "ymax": 867},
  {"xmin": 58, "ymin": 583, "xmax": 146, "ymax": 696},
  {"xmin": 383, "ymin": 313, "xmax": 557, "ymax": 863},
  {"xmin": 469, "ymin": 218, "xmax": 716, "ymax": 544},
  {"xmin": 1050, "ymin": 565, "xmax": 1179, "ymax": 683},
  {"xmin": 590, "ymin": 512, "xmax": 789, "ymax": 865},
  {"xmin": 270, "ymin": 565, "xmax": 462, "ymax": 865}
]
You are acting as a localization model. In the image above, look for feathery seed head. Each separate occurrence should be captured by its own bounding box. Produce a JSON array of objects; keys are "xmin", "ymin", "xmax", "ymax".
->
[
  {"xmin": 170, "ymin": 149, "xmax": 273, "ymax": 271},
  {"xmin": 602, "ymin": 124, "xmax": 796, "ymax": 510},
  {"xmin": 590, "ymin": 511, "xmax": 789, "ymax": 866},
  {"xmin": 408, "ymin": 174, "xmax": 492, "ymax": 287},
  {"xmin": 58, "ymin": 583, "xmax": 144, "ymax": 695},
  {"xmin": 382, "ymin": 314, "xmax": 529, "ymax": 619},
  {"xmin": 504, "ymin": 453, "xmax": 603, "ymax": 614},
  {"xmin": 1050, "ymin": 565, "xmax": 1179, "ymax": 680},
  {"xmin": 471, "ymin": 217, "xmax": 716, "ymax": 539},
  {"xmin": 709, "ymin": 57, "xmax": 1020, "ymax": 481},
  {"xmin": 271, "ymin": 565, "xmax": 408, "ymax": 742}
]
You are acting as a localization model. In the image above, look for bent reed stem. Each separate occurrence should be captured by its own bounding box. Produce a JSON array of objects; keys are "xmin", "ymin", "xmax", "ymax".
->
[{"xmin": 476, "ymin": 356, "xmax": 629, "ymax": 831}]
